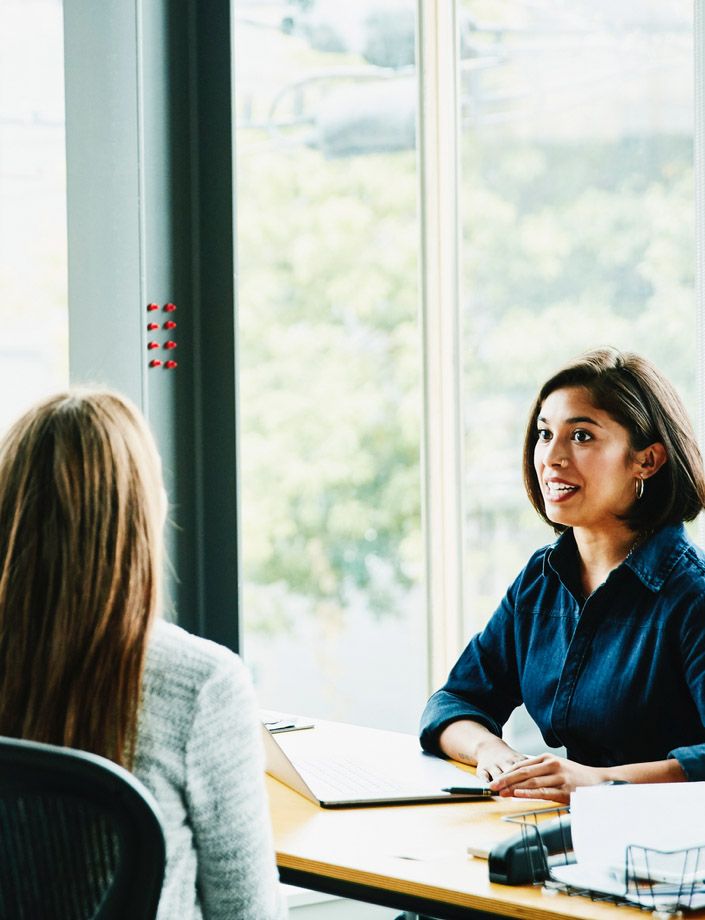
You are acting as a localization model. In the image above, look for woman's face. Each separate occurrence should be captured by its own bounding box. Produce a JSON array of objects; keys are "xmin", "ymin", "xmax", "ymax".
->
[{"xmin": 533, "ymin": 386, "xmax": 643, "ymax": 535}]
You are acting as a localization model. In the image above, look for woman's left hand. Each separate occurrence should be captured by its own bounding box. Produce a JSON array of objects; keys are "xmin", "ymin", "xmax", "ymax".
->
[{"xmin": 488, "ymin": 753, "xmax": 606, "ymax": 804}]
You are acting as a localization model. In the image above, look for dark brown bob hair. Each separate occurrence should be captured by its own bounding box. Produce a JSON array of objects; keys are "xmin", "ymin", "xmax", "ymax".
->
[{"xmin": 523, "ymin": 347, "xmax": 705, "ymax": 534}]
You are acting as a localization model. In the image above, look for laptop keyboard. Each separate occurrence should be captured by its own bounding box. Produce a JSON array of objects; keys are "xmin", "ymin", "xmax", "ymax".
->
[{"xmin": 295, "ymin": 756, "xmax": 408, "ymax": 797}]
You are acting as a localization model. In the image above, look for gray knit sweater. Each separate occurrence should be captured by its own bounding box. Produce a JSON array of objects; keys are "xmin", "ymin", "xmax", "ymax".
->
[{"xmin": 133, "ymin": 619, "xmax": 287, "ymax": 920}]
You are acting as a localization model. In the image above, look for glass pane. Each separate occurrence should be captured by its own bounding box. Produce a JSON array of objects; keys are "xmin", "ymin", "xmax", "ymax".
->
[
  {"xmin": 234, "ymin": 1, "xmax": 425, "ymax": 730},
  {"xmin": 0, "ymin": 0, "xmax": 68, "ymax": 433},
  {"xmin": 460, "ymin": 0, "xmax": 695, "ymax": 613},
  {"xmin": 460, "ymin": 0, "xmax": 696, "ymax": 750},
  {"xmin": 459, "ymin": 1, "xmax": 694, "ymax": 747}
]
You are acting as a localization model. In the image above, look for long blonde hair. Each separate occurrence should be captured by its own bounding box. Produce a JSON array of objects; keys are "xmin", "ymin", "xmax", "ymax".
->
[{"xmin": 0, "ymin": 390, "xmax": 165, "ymax": 768}]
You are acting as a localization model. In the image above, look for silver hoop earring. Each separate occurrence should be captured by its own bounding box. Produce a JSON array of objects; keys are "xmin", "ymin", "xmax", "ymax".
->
[{"xmin": 635, "ymin": 477, "xmax": 645, "ymax": 500}]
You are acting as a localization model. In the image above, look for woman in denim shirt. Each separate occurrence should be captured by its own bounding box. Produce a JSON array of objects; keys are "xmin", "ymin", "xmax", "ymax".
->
[{"xmin": 420, "ymin": 348, "xmax": 705, "ymax": 804}]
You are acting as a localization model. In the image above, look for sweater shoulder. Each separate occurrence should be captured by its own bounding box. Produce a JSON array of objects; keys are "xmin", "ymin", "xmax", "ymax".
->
[
  {"xmin": 142, "ymin": 619, "xmax": 250, "ymax": 721},
  {"xmin": 148, "ymin": 619, "xmax": 244, "ymax": 679}
]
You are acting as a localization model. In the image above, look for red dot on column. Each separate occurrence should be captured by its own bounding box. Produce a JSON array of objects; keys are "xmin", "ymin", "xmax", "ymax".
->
[
  {"xmin": 164, "ymin": 360, "xmax": 178, "ymax": 369},
  {"xmin": 163, "ymin": 320, "xmax": 177, "ymax": 330},
  {"xmin": 147, "ymin": 322, "xmax": 159, "ymax": 331},
  {"xmin": 147, "ymin": 341, "xmax": 160, "ymax": 350},
  {"xmin": 163, "ymin": 303, "xmax": 177, "ymax": 312},
  {"xmin": 149, "ymin": 359, "xmax": 162, "ymax": 368},
  {"xmin": 164, "ymin": 340, "xmax": 177, "ymax": 350},
  {"xmin": 147, "ymin": 303, "xmax": 159, "ymax": 312}
]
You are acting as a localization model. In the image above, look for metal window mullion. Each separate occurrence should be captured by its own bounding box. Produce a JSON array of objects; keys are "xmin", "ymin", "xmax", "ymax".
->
[
  {"xmin": 418, "ymin": 0, "xmax": 466, "ymax": 692},
  {"xmin": 135, "ymin": 0, "xmax": 148, "ymax": 410},
  {"xmin": 696, "ymin": 0, "xmax": 705, "ymax": 545}
]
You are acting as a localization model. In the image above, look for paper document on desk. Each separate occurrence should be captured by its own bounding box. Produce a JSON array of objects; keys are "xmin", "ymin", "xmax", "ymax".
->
[{"xmin": 551, "ymin": 783, "xmax": 705, "ymax": 910}]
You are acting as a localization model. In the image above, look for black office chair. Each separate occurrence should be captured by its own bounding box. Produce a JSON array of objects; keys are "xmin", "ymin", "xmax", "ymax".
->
[{"xmin": 0, "ymin": 736, "xmax": 166, "ymax": 920}]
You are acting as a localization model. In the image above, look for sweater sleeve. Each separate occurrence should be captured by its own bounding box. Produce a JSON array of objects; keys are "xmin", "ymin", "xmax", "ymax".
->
[{"xmin": 184, "ymin": 653, "xmax": 287, "ymax": 920}]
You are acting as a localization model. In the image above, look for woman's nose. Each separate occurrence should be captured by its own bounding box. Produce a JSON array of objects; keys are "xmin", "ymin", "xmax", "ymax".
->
[{"xmin": 543, "ymin": 438, "xmax": 568, "ymax": 468}]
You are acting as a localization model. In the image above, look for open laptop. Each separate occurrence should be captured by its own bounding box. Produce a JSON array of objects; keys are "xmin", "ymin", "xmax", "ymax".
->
[{"xmin": 262, "ymin": 724, "xmax": 491, "ymax": 808}]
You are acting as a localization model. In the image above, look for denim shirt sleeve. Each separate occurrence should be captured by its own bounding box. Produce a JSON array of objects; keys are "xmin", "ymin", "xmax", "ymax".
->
[
  {"xmin": 669, "ymin": 743, "xmax": 705, "ymax": 780},
  {"xmin": 419, "ymin": 567, "xmax": 525, "ymax": 756},
  {"xmin": 668, "ymin": 596, "xmax": 705, "ymax": 781}
]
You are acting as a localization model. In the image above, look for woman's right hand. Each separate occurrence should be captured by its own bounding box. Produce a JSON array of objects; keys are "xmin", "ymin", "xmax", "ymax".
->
[
  {"xmin": 438, "ymin": 719, "xmax": 527, "ymax": 783},
  {"xmin": 474, "ymin": 736, "xmax": 528, "ymax": 783}
]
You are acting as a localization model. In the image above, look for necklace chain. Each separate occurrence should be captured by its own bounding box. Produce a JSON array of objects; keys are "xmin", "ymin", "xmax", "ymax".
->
[{"xmin": 625, "ymin": 532, "xmax": 648, "ymax": 560}]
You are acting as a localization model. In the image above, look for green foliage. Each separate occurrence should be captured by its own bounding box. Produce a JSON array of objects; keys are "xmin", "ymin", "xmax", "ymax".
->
[
  {"xmin": 460, "ymin": 133, "xmax": 694, "ymax": 612},
  {"xmin": 462, "ymin": 135, "xmax": 694, "ymax": 473},
  {"xmin": 238, "ymin": 145, "xmax": 421, "ymax": 628},
  {"xmin": 238, "ymin": 113, "xmax": 694, "ymax": 635}
]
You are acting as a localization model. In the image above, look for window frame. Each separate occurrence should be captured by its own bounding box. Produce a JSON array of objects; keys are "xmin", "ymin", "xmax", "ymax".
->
[
  {"xmin": 63, "ymin": 0, "xmax": 705, "ymax": 682},
  {"xmin": 418, "ymin": 0, "xmax": 467, "ymax": 689},
  {"xmin": 697, "ymin": 0, "xmax": 705, "ymax": 522}
]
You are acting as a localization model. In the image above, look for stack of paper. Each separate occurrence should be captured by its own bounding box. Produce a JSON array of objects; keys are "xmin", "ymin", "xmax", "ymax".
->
[{"xmin": 550, "ymin": 782, "xmax": 705, "ymax": 910}]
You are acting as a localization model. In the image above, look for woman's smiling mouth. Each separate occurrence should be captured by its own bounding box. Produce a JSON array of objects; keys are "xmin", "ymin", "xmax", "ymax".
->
[{"xmin": 544, "ymin": 479, "xmax": 580, "ymax": 502}]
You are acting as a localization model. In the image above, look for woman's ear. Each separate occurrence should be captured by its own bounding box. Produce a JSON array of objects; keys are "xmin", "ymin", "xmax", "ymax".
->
[{"xmin": 634, "ymin": 442, "xmax": 668, "ymax": 480}]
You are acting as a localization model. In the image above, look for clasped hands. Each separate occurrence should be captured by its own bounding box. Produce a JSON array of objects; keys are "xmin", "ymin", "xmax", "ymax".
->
[{"xmin": 476, "ymin": 742, "xmax": 606, "ymax": 804}]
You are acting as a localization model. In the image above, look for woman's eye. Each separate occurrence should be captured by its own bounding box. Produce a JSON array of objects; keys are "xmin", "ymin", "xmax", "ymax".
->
[
  {"xmin": 537, "ymin": 428, "xmax": 551, "ymax": 441},
  {"xmin": 573, "ymin": 429, "xmax": 592, "ymax": 443}
]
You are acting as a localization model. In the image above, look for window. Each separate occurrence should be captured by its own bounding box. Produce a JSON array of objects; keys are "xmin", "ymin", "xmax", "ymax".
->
[
  {"xmin": 0, "ymin": 0, "xmax": 68, "ymax": 433},
  {"xmin": 460, "ymin": 0, "xmax": 696, "ymax": 634},
  {"xmin": 234, "ymin": 1, "xmax": 426, "ymax": 730},
  {"xmin": 459, "ymin": 0, "xmax": 695, "ymax": 747},
  {"xmin": 234, "ymin": 0, "xmax": 700, "ymax": 731}
]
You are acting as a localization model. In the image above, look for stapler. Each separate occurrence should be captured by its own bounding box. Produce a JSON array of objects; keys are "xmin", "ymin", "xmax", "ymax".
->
[{"xmin": 488, "ymin": 815, "xmax": 574, "ymax": 885}]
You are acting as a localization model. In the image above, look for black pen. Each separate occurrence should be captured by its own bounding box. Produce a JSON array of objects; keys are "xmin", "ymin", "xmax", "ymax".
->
[{"xmin": 442, "ymin": 786, "xmax": 495, "ymax": 796}]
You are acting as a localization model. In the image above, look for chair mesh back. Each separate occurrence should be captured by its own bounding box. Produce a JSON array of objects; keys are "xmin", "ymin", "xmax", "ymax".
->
[{"xmin": 0, "ymin": 792, "xmax": 121, "ymax": 920}]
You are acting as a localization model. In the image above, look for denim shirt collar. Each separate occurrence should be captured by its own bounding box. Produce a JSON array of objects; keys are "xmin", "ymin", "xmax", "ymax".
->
[{"xmin": 543, "ymin": 523, "xmax": 690, "ymax": 593}]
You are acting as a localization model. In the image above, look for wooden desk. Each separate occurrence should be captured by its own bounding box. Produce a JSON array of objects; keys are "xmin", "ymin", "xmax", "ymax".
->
[{"xmin": 267, "ymin": 721, "xmax": 646, "ymax": 920}]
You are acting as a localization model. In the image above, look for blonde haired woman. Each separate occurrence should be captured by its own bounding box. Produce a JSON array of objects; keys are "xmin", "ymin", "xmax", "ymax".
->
[{"xmin": 0, "ymin": 390, "xmax": 285, "ymax": 920}]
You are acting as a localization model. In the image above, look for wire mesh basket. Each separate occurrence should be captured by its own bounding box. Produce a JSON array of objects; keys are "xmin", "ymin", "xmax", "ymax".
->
[
  {"xmin": 489, "ymin": 805, "xmax": 572, "ymax": 887},
  {"xmin": 495, "ymin": 806, "xmax": 705, "ymax": 916}
]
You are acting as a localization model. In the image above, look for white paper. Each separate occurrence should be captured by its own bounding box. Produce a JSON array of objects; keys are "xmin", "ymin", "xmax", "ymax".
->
[
  {"xmin": 550, "ymin": 863, "xmax": 627, "ymax": 898},
  {"xmin": 551, "ymin": 783, "xmax": 705, "ymax": 909},
  {"xmin": 550, "ymin": 864, "xmax": 705, "ymax": 911},
  {"xmin": 570, "ymin": 783, "xmax": 705, "ymax": 878}
]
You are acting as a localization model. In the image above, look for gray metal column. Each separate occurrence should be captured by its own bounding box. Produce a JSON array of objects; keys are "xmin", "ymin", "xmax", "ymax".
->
[
  {"xmin": 64, "ymin": 0, "xmax": 240, "ymax": 650},
  {"xmin": 696, "ymin": 0, "xmax": 705, "ymax": 542}
]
